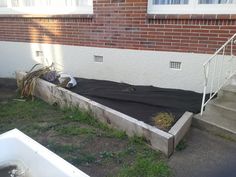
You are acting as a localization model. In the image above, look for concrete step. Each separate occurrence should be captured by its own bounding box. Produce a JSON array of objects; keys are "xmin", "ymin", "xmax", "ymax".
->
[
  {"xmin": 193, "ymin": 108, "xmax": 236, "ymax": 141},
  {"xmin": 205, "ymin": 103, "xmax": 236, "ymax": 121},
  {"xmin": 229, "ymin": 74, "xmax": 236, "ymax": 85},
  {"xmin": 205, "ymin": 98, "xmax": 236, "ymax": 121},
  {"xmin": 218, "ymin": 84, "xmax": 236, "ymax": 102},
  {"xmin": 194, "ymin": 75, "xmax": 236, "ymax": 141}
]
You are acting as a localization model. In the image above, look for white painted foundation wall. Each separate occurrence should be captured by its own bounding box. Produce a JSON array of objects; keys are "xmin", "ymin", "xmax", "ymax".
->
[{"xmin": 0, "ymin": 41, "xmax": 210, "ymax": 92}]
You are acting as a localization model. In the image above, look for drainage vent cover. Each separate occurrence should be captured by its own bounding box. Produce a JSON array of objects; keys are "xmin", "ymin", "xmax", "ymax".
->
[
  {"xmin": 94, "ymin": 55, "xmax": 103, "ymax": 63},
  {"xmin": 170, "ymin": 61, "xmax": 181, "ymax": 70}
]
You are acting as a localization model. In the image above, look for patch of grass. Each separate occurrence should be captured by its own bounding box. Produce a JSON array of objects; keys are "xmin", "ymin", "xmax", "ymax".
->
[
  {"xmin": 0, "ymin": 100, "xmax": 36, "ymax": 119},
  {"xmin": 129, "ymin": 135, "xmax": 146, "ymax": 145},
  {"xmin": 102, "ymin": 129, "xmax": 127, "ymax": 140},
  {"xmin": 56, "ymin": 126, "xmax": 96, "ymax": 136},
  {"xmin": 106, "ymin": 140, "xmax": 162, "ymax": 167},
  {"xmin": 22, "ymin": 122, "xmax": 58, "ymax": 135},
  {"xmin": 63, "ymin": 110, "xmax": 98, "ymax": 126},
  {"xmin": 45, "ymin": 141, "xmax": 98, "ymax": 166},
  {"xmin": 63, "ymin": 109, "xmax": 127, "ymax": 139},
  {"xmin": 116, "ymin": 156, "xmax": 171, "ymax": 177},
  {"xmin": 69, "ymin": 153, "xmax": 97, "ymax": 166},
  {"xmin": 100, "ymin": 151, "xmax": 115, "ymax": 159},
  {"xmin": 21, "ymin": 124, "xmax": 42, "ymax": 136},
  {"xmin": 46, "ymin": 142, "xmax": 78, "ymax": 154},
  {"xmin": 0, "ymin": 99, "xmax": 60, "ymax": 122},
  {"xmin": 175, "ymin": 139, "xmax": 188, "ymax": 151}
]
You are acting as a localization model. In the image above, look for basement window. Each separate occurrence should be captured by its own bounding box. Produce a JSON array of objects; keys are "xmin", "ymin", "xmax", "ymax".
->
[
  {"xmin": 148, "ymin": 0, "xmax": 236, "ymax": 14},
  {"xmin": 0, "ymin": 0, "xmax": 93, "ymax": 15}
]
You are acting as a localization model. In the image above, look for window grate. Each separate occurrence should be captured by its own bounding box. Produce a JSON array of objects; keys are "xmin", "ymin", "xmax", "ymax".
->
[{"xmin": 170, "ymin": 61, "xmax": 181, "ymax": 70}]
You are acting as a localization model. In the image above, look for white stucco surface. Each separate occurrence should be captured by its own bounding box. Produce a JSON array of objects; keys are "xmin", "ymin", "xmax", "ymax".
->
[{"xmin": 0, "ymin": 41, "xmax": 210, "ymax": 92}]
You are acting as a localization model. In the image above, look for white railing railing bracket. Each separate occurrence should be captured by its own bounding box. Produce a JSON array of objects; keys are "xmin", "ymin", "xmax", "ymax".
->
[{"xmin": 201, "ymin": 33, "xmax": 236, "ymax": 115}]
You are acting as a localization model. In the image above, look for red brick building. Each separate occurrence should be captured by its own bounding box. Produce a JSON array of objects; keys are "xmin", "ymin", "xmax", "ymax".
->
[{"xmin": 0, "ymin": 0, "xmax": 235, "ymax": 92}]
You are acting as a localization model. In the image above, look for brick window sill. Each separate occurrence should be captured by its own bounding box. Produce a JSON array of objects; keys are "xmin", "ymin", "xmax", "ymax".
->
[
  {"xmin": 147, "ymin": 14, "xmax": 236, "ymax": 20},
  {"xmin": 0, "ymin": 14, "xmax": 94, "ymax": 19}
]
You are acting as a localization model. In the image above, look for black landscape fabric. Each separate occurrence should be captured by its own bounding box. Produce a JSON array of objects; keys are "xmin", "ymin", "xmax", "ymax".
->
[{"xmin": 69, "ymin": 78, "xmax": 203, "ymax": 126}]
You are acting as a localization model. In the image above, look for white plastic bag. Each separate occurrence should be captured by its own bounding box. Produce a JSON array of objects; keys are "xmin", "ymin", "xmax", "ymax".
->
[{"xmin": 58, "ymin": 73, "xmax": 77, "ymax": 88}]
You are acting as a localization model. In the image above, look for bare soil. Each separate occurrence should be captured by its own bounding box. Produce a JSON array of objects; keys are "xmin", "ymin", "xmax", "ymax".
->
[{"xmin": 0, "ymin": 78, "xmax": 17, "ymax": 102}]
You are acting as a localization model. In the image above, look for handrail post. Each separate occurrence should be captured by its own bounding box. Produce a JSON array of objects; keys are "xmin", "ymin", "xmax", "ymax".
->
[
  {"xmin": 201, "ymin": 64, "xmax": 209, "ymax": 115},
  {"xmin": 200, "ymin": 33, "xmax": 236, "ymax": 116},
  {"xmin": 201, "ymin": 86, "xmax": 206, "ymax": 116}
]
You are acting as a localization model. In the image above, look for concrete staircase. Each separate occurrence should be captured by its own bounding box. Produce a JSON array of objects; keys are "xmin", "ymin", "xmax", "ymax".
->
[{"xmin": 193, "ymin": 76, "xmax": 236, "ymax": 141}]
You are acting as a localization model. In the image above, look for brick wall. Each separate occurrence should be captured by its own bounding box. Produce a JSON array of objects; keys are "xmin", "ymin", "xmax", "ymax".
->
[{"xmin": 0, "ymin": 0, "xmax": 235, "ymax": 54}]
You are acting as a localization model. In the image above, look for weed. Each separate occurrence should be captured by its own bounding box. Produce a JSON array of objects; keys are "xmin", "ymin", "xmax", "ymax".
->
[
  {"xmin": 69, "ymin": 154, "xmax": 97, "ymax": 166},
  {"xmin": 100, "ymin": 151, "xmax": 115, "ymax": 159},
  {"xmin": 152, "ymin": 112, "xmax": 175, "ymax": 131},
  {"xmin": 129, "ymin": 135, "xmax": 146, "ymax": 145},
  {"xmin": 175, "ymin": 139, "xmax": 187, "ymax": 151},
  {"xmin": 125, "ymin": 145, "xmax": 136, "ymax": 155}
]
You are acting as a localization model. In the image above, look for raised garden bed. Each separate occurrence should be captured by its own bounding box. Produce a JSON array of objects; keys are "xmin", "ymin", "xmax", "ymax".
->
[
  {"xmin": 70, "ymin": 78, "xmax": 201, "ymax": 130},
  {"xmin": 16, "ymin": 72, "xmax": 197, "ymax": 156}
]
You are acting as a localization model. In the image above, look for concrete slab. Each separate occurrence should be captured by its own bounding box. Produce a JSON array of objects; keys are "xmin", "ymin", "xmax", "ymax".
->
[{"xmin": 169, "ymin": 128, "xmax": 236, "ymax": 177}]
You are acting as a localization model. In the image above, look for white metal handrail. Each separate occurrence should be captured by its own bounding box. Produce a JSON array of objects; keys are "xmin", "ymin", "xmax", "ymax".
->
[{"xmin": 200, "ymin": 33, "xmax": 236, "ymax": 115}]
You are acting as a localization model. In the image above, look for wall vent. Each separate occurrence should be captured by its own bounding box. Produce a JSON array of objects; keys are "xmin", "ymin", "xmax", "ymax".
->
[
  {"xmin": 94, "ymin": 55, "xmax": 103, "ymax": 63},
  {"xmin": 36, "ymin": 51, "xmax": 43, "ymax": 57},
  {"xmin": 169, "ymin": 61, "xmax": 181, "ymax": 70}
]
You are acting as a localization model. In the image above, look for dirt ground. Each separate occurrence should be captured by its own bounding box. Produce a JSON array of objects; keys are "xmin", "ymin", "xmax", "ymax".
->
[
  {"xmin": 0, "ymin": 78, "xmax": 17, "ymax": 102},
  {"xmin": 0, "ymin": 78, "xmax": 171, "ymax": 177}
]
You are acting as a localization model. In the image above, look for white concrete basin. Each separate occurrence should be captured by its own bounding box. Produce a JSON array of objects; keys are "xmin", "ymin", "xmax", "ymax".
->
[{"xmin": 0, "ymin": 129, "xmax": 89, "ymax": 177}]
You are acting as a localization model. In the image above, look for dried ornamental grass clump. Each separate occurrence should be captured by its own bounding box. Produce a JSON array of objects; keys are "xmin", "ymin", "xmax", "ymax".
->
[
  {"xmin": 152, "ymin": 112, "xmax": 175, "ymax": 131},
  {"xmin": 19, "ymin": 63, "xmax": 54, "ymax": 99},
  {"xmin": 19, "ymin": 63, "xmax": 77, "ymax": 100}
]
